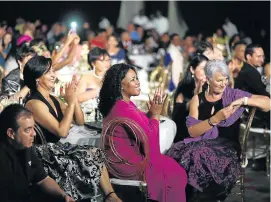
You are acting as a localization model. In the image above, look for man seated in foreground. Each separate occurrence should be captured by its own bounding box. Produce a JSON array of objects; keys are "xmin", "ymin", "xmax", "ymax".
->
[{"xmin": 0, "ymin": 104, "xmax": 74, "ymax": 202}]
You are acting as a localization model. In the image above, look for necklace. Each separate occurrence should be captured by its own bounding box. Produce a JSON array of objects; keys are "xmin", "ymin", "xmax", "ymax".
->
[
  {"xmin": 92, "ymin": 70, "xmax": 104, "ymax": 80},
  {"xmin": 236, "ymin": 61, "xmax": 243, "ymax": 69}
]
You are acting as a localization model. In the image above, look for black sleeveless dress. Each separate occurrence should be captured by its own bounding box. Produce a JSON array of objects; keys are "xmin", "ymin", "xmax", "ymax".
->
[
  {"xmin": 25, "ymin": 91, "xmax": 105, "ymax": 201},
  {"xmin": 26, "ymin": 90, "xmax": 63, "ymax": 143},
  {"xmin": 166, "ymin": 92, "xmax": 241, "ymax": 200}
]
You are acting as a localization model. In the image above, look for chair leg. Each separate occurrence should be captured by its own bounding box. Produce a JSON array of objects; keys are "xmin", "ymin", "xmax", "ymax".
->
[
  {"xmin": 251, "ymin": 134, "xmax": 257, "ymax": 168},
  {"xmin": 240, "ymin": 167, "xmax": 245, "ymax": 202},
  {"xmin": 265, "ymin": 131, "xmax": 270, "ymax": 177}
]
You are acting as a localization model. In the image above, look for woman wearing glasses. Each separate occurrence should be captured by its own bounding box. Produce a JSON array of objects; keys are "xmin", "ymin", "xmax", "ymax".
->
[{"xmin": 77, "ymin": 47, "xmax": 111, "ymax": 103}]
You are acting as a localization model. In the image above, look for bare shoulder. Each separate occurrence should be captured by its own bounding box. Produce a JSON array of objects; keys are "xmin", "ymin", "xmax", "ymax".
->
[
  {"xmin": 25, "ymin": 99, "xmax": 49, "ymax": 111},
  {"xmin": 82, "ymin": 73, "xmax": 94, "ymax": 81},
  {"xmin": 189, "ymin": 95, "xmax": 199, "ymax": 118},
  {"xmin": 190, "ymin": 95, "xmax": 199, "ymax": 106}
]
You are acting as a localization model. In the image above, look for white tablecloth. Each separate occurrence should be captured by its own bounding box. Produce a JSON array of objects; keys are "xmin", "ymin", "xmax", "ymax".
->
[
  {"xmin": 159, "ymin": 116, "xmax": 176, "ymax": 154},
  {"xmin": 128, "ymin": 54, "xmax": 155, "ymax": 71},
  {"xmin": 59, "ymin": 125, "xmax": 101, "ymax": 147}
]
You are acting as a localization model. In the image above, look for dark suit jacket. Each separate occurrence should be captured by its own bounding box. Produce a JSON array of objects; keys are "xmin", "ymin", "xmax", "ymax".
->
[
  {"xmin": 234, "ymin": 62, "xmax": 270, "ymax": 97},
  {"xmin": 235, "ymin": 62, "xmax": 270, "ymax": 128}
]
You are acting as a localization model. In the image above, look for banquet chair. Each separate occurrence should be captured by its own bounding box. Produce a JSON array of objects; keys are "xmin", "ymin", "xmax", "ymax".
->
[
  {"xmin": 245, "ymin": 124, "xmax": 270, "ymax": 177},
  {"xmin": 101, "ymin": 118, "xmax": 150, "ymax": 202},
  {"xmin": 233, "ymin": 107, "xmax": 257, "ymax": 202}
]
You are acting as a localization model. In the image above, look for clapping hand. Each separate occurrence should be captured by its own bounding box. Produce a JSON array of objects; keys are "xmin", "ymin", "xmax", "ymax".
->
[
  {"xmin": 194, "ymin": 78, "xmax": 205, "ymax": 95},
  {"xmin": 147, "ymin": 87, "xmax": 168, "ymax": 117},
  {"xmin": 62, "ymin": 76, "xmax": 80, "ymax": 105}
]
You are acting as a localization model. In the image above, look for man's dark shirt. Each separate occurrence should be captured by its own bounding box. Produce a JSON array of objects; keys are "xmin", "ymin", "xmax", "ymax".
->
[
  {"xmin": 0, "ymin": 142, "xmax": 47, "ymax": 202},
  {"xmin": 235, "ymin": 62, "xmax": 270, "ymax": 97}
]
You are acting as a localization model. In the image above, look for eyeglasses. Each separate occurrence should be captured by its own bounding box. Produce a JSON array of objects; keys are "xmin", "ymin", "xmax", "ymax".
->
[{"xmin": 97, "ymin": 59, "xmax": 111, "ymax": 62}]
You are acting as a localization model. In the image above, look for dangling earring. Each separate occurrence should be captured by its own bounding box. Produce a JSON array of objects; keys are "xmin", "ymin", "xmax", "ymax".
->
[
  {"xmin": 192, "ymin": 74, "xmax": 194, "ymax": 78},
  {"xmin": 207, "ymin": 83, "xmax": 209, "ymax": 93},
  {"xmin": 36, "ymin": 80, "xmax": 39, "ymax": 87}
]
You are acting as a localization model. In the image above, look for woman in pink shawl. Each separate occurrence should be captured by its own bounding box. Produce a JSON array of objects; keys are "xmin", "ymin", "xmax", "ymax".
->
[{"xmin": 98, "ymin": 63, "xmax": 187, "ymax": 202}]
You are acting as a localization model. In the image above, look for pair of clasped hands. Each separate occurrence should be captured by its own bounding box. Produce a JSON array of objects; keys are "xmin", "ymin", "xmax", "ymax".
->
[
  {"xmin": 147, "ymin": 87, "xmax": 168, "ymax": 120},
  {"xmin": 211, "ymin": 97, "xmax": 246, "ymax": 124},
  {"xmin": 61, "ymin": 75, "xmax": 81, "ymax": 105}
]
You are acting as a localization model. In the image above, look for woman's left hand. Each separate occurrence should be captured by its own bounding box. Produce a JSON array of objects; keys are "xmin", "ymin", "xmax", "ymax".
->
[
  {"xmin": 147, "ymin": 87, "xmax": 167, "ymax": 116},
  {"xmin": 229, "ymin": 97, "xmax": 245, "ymax": 109},
  {"xmin": 71, "ymin": 74, "xmax": 81, "ymax": 94}
]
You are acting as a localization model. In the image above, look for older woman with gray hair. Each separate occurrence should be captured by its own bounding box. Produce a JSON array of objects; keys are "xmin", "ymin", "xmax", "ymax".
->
[{"xmin": 166, "ymin": 60, "xmax": 270, "ymax": 201}]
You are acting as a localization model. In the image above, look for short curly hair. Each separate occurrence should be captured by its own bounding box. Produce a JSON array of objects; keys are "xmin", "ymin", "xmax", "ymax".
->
[{"xmin": 98, "ymin": 63, "xmax": 136, "ymax": 117}]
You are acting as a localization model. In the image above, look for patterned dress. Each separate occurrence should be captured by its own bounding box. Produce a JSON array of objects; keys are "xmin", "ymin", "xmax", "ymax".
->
[
  {"xmin": 166, "ymin": 92, "xmax": 242, "ymax": 200},
  {"xmin": 26, "ymin": 91, "xmax": 105, "ymax": 201}
]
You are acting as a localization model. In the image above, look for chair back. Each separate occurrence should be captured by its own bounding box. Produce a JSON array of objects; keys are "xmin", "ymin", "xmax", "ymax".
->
[
  {"xmin": 240, "ymin": 107, "xmax": 256, "ymax": 167},
  {"xmin": 101, "ymin": 117, "xmax": 150, "ymax": 181},
  {"xmin": 33, "ymin": 124, "xmax": 52, "ymax": 163}
]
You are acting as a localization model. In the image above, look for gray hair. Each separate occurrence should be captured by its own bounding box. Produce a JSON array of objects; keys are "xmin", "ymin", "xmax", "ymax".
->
[{"xmin": 204, "ymin": 60, "xmax": 229, "ymax": 79}]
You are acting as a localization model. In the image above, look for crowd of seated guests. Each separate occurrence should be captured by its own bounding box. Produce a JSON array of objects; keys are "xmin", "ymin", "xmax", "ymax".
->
[{"xmin": 0, "ymin": 11, "xmax": 269, "ymax": 202}]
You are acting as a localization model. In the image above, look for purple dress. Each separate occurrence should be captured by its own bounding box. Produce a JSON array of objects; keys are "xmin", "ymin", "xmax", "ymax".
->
[{"xmin": 103, "ymin": 100, "xmax": 187, "ymax": 202}]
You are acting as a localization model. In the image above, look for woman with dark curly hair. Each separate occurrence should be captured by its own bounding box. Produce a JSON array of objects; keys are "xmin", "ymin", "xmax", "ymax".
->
[{"xmin": 98, "ymin": 63, "xmax": 187, "ymax": 202}]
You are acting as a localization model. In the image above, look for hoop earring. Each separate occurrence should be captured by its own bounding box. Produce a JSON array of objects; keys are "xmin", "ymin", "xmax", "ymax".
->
[{"xmin": 207, "ymin": 83, "xmax": 209, "ymax": 93}]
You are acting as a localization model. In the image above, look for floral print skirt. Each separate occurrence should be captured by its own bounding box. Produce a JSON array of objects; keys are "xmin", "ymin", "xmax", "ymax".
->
[
  {"xmin": 166, "ymin": 137, "xmax": 241, "ymax": 198},
  {"xmin": 35, "ymin": 142, "xmax": 105, "ymax": 201}
]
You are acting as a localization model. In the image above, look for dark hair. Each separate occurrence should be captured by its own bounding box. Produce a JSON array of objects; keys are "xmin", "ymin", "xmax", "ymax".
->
[
  {"xmin": 174, "ymin": 54, "xmax": 209, "ymax": 103},
  {"xmin": 196, "ymin": 41, "xmax": 213, "ymax": 55},
  {"xmin": 229, "ymin": 34, "xmax": 241, "ymax": 50},
  {"xmin": 98, "ymin": 63, "xmax": 136, "ymax": 117},
  {"xmin": 232, "ymin": 41, "xmax": 247, "ymax": 50},
  {"xmin": 29, "ymin": 38, "xmax": 44, "ymax": 47},
  {"xmin": 5, "ymin": 36, "xmax": 18, "ymax": 60},
  {"xmin": 55, "ymin": 33, "xmax": 65, "ymax": 42},
  {"xmin": 0, "ymin": 104, "xmax": 32, "ymax": 142},
  {"xmin": 2, "ymin": 32, "xmax": 12, "ymax": 48},
  {"xmin": 23, "ymin": 56, "xmax": 52, "ymax": 91},
  {"xmin": 245, "ymin": 44, "xmax": 262, "ymax": 60},
  {"xmin": 15, "ymin": 43, "xmax": 36, "ymax": 62},
  {"xmin": 216, "ymin": 28, "xmax": 226, "ymax": 38},
  {"xmin": 0, "ymin": 21, "xmax": 7, "ymax": 28},
  {"xmin": 96, "ymin": 28, "xmax": 106, "ymax": 35},
  {"xmin": 170, "ymin": 33, "xmax": 179, "ymax": 41},
  {"xmin": 88, "ymin": 47, "xmax": 110, "ymax": 69},
  {"xmin": 107, "ymin": 34, "xmax": 121, "ymax": 47}
]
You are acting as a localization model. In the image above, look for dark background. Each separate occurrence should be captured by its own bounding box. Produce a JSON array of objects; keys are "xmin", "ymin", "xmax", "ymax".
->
[{"xmin": 1, "ymin": 1, "xmax": 270, "ymax": 43}]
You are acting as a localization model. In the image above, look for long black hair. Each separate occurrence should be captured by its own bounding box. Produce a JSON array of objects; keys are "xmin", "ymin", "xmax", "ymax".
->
[
  {"xmin": 98, "ymin": 63, "xmax": 136, "ymax": 117},
  {"xmin": 174, "ymin": 54, "xmax": 209, "ymax": 103}
]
